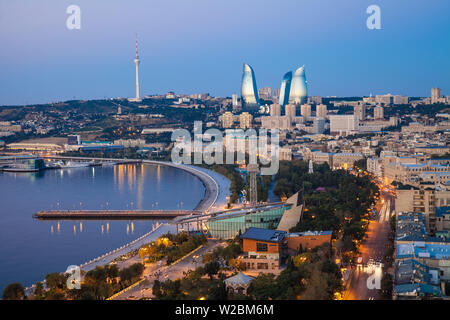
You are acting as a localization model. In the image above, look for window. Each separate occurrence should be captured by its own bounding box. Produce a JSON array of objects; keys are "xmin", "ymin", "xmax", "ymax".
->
[{"xmin": 256, "ymin": 242, "xmax": 268, "ymax": 252}]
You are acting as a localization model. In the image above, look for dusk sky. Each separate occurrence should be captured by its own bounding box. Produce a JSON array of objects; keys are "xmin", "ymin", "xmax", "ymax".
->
[{"xmin": 0, "ymin": 0, "xmax": 449, "ymax": 105}]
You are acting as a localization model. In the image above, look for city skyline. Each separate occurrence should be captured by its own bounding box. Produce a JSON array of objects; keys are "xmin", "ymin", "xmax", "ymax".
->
[{"xmin": 0, "ymin": 0, "xmax": 449, "ymax": 105}]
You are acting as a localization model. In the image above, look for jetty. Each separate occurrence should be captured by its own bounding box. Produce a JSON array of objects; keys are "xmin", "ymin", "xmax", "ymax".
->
[{"xmin": 34, "ymin": 210, "xmax": 200, "ymax": 220}]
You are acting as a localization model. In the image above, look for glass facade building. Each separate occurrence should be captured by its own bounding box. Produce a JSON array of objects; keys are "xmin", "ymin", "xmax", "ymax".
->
[
  {"xmin": 278, "ymin": 66, "xmax": 308, "ymax": 107},
  {"xmin": 207, "ymin": 204, "xmax": 291, "ymax": 239},
  {"xmin": 289, "ymin": 66, "xmax": 308, "ymax": 105},
  {"xmin": 279, "ymin": 71, "xmax": 292, "ymax": 107},
  {"xmin": 241, "ymin": 63, "xmax": 260, "ymax": 111}
]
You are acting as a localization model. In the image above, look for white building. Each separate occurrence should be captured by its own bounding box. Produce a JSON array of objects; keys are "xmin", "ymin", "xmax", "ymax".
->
[
  {"xmin": 285, "ymin": 104, "xmax": 296, "ymax": 118},
  {"xmin": 239, "ymin": 112, "xmax": 253, "ymax": 129},
  {"xmin": 270, "ymin": 103, "xmax": 281, "ymax": 117},
  {"xmin": 329, "ymin": 115, "xmax": 359, "ymax": 135},
  {"xmin": 374, "ymin": 106, "xmax": 384, "ymax": 119},
  {"xmin": 300, "ymin": 104, "xmax": 311, "ymax": 118},
  {"xmin": 316, "ymin": 104, "xmax": 327, "ymax": 118}
]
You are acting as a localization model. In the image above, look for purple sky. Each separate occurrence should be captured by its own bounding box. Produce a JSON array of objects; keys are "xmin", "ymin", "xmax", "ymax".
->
[{"xmin": 0, "ymin": 0, "xmax": 449, "ymax": 105}]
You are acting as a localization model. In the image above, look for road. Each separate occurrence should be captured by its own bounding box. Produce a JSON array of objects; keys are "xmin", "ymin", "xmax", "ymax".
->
[
  {"xmin": 343, "ymin": 190, "xmax": 395, "ymax": 300},
  {"xmin": 110, "ymin": 239, "xmax": 227, "ymax": 300}
]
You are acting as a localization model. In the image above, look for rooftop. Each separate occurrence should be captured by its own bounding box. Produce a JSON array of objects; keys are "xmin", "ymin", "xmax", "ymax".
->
[{"xmin": 240, "ymin": 227, "xmax": 286, "ymax": 243}]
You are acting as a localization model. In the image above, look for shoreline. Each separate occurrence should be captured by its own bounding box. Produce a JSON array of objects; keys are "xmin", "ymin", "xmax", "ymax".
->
[{"xmin": 22, "ymin": 159, "xmax": 230, "ymax": 294}]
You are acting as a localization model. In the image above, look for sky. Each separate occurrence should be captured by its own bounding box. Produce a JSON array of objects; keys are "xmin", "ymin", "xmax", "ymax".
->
[{"xmin": 0, "ymin": 0, "xmax": 449, "ymax": 105}]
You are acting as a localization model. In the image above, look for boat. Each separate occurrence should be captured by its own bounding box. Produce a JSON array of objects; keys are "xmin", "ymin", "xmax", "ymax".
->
[
  {"xmin": 101, "ymin": 161, "xmax": 117, "ymax": 166},
  {"xmin": 60, "ymin": 160, "xmax": 91, "ymax": 168}
]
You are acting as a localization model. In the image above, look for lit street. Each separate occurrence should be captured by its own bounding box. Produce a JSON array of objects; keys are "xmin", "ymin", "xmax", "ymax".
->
[
  {"xmin": 110, "ymin": 239, "xmax": 226, "ymax": 300},
  {"xmin": 343, "ymin": 189, "xmax": 395, "ymax": 300}
]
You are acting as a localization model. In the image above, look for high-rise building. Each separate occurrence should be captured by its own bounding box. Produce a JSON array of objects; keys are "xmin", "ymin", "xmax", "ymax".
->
[
  {"xmin": 374, "ymin": 106, "xmax": 384, "ymax": 119},
  {"xmin": 273, "ymin": 89, "xmax": 280, "ymax": 101},
  {"xmin": 289, "ymin": 66, "xmax": 308, "ymax": 105},
  {"xmin": 285, "ymin": 104, "xmax": 296, "ymax": 118},
  {"xmin": 329, "ymin": 115, "xmax": 359, "ymax": 135},
  {"xmin": 239, "ymin": 112, "xmax": 253, "ymax": 129},
  {"xmin": 221, "ymin": 111, "xmax": 234, "ymax": 128},
  {"xmin": 270, "ymin": 103, "xmax": 281, "ymax": 117},
  {"xmin": 279, "ymin": 66, "xmax": 308, "ymax": 106},
  {"xmin": 431, "ymin": 88, "xmax": 442, "ymax": 104},
  {"xmin": 232, "ymin": 94, "xmax": 239, "ymax": 107},
  {"xmin": 354, "ymin": 105, "xmax": 366, "ymax": 120},
  {"xmin": 300, "ymin": 104, "xmax": 311, "ymax": 118},
  {"xmin": 316, "ymin": 104, "xmax": 327, "ymax": 118},
  {"xmin": 313, "ymin": 117, "xmax": 325, "ymax": 134},
  {"xmin": 241, "ymin": 63, "xmax": 260, "ymax": 111},
  {"xmin": 279, "ymin": 71, "xmax": 292, "ymax": 106},
  {"xmin": 258, "ymin": 87, "xmax": 272, "ymax": 100}
]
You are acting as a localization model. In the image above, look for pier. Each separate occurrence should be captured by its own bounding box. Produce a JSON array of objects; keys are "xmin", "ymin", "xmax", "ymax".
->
[{"xmin": 34, "ymin": 210, "xmax": 201, "ymax": 220}]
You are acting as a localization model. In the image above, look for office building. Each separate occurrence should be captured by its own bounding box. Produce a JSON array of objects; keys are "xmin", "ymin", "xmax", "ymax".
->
[
  {"xmin": 279, "ymin": 72, "xmax": 292, "ymax": 106},
  {"xmin": 279, "ymin": 66, "xmax": 308, "ymax": 106},
  {"xmin": 241, "ymin": 63, "xmax": 260, "ymax": 111}
]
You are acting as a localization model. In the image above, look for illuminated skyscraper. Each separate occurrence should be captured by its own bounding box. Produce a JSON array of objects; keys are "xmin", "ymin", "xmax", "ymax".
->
[
  {"xmin": 289, "ymin": 66, "xmax": 308, "ymax": 105},
  {"xmin": 279, "ymin": 66, "xmax": 308, "ymax": 107},
  {"xmin": 241, "ymin": 63, "xmax": 260, "ymax": 111},
  {"xmin": 279, "ymin": 71, "xmax": 292, "ymax": 107}
]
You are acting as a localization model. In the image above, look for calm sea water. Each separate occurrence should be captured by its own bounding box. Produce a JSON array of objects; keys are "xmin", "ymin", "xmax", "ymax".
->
[{"xmin": 0, "ymin": 163, "xmax": 205, "ymax": 293}]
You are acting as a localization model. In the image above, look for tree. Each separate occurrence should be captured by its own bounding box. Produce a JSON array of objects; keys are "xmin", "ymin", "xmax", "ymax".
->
[
  {"xmin": 34, "ymin": 282, "xmax": 44, "ymax": 298},
  {"xmin": 380, "ymin": 273, "xmax": 393, "ymax": 299},
  {"xmin": 204, "ymin": 261, "xmax": 220, "ymax": 279},
  {"xmin": 45, "ymin": 272, "xmax": 67, "ymax": 290},
  {"xmin": 152, "ymin": 280, "xmax": 162, "ymax": 298},
  {"xmin": 207, "ymin": 280, "xmax": 227, "ymax": 300},
  {"xmin": 2, "ymin": 283, "xmax": 25, "ymax": 300}
]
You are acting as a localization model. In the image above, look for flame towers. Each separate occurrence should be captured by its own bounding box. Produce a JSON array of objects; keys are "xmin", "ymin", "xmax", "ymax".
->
[
  {"xmin": 241, "ymin": 63, "xmax": 260, "ymax": 111},
  {"xmin": 279, "ymin": 66, "xmax": 308, "ymax": 106},
  {"xmin": 279, "ymin": 71, "xmax": 292, "ymax": 106}
]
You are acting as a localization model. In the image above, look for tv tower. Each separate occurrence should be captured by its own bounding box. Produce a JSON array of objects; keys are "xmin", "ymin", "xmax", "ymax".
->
[{"xmin": 133, "ymin": 34, "xmax": 141, "ymax": 102}]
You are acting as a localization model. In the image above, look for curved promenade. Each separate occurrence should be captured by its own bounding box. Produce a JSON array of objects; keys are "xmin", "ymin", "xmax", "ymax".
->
[{"xmin": 24, "ymin": 157, "xmax": 230, "ymax": 294}]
